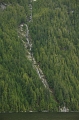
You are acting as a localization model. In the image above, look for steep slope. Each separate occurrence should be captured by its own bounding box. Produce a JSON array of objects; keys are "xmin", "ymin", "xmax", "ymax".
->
[
  {"xmin": 0, "ymin": 1, "xmax": 57, "ymax": 112},
  {"xmin": 29, "ymin": 0, "xmax": 79, "ymax": 111},
  {"xmin": 0, "ymin": 0, "xmax": 79, "ymax": 112}
]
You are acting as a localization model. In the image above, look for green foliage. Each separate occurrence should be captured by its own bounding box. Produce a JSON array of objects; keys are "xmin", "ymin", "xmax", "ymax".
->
[
  {"xmin": 29, "ymin": 0, "xmax": 79, "ymax": 111},
  {"xmin": 0, "ymin": 0, "xmax": 79, "ymax": 112},
  {"xmin": 0, "ymin": 0, "xmax": 57, "ymax": 112}
]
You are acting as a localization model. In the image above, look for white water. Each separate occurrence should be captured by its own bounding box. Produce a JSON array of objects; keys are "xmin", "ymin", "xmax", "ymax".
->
[{"xmin": 19, "ymin": 1, "xmax": 53, "ymax": 93}]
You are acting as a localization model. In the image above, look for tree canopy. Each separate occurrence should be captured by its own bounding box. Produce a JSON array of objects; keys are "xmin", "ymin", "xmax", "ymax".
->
[{"xmin": 0, "ymin": 0, "xmax": 79, "ymax": 112}]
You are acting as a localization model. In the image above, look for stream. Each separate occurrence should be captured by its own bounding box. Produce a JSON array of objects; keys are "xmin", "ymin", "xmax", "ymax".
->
[{"xmin": 20, "ymin": 1, "xmax": 52, "ymax": 92}]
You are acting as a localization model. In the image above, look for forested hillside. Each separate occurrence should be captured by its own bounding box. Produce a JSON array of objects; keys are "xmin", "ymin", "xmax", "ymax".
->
[
  {"xmin": 0, "ymin": 0, "xmax": 79, "ymax": 112},
  {"xmin": 0, "ymin": 0, "xmax": 57, "ymax": 112},
  {"xmin": 29, "ymin": 0, "xmax": 79, "ymax": 111}
]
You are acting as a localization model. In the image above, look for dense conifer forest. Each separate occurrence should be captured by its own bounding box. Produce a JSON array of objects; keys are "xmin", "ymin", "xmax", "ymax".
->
[{"xmin": 0, "ymin": 0, "xmax": 79, "ymax": 112}]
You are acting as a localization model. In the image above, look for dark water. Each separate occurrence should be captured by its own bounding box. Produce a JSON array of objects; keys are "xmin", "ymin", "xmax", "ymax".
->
[{"xmin": 0, "ymin": 112, "xmax": 79, "ymax": 120}]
